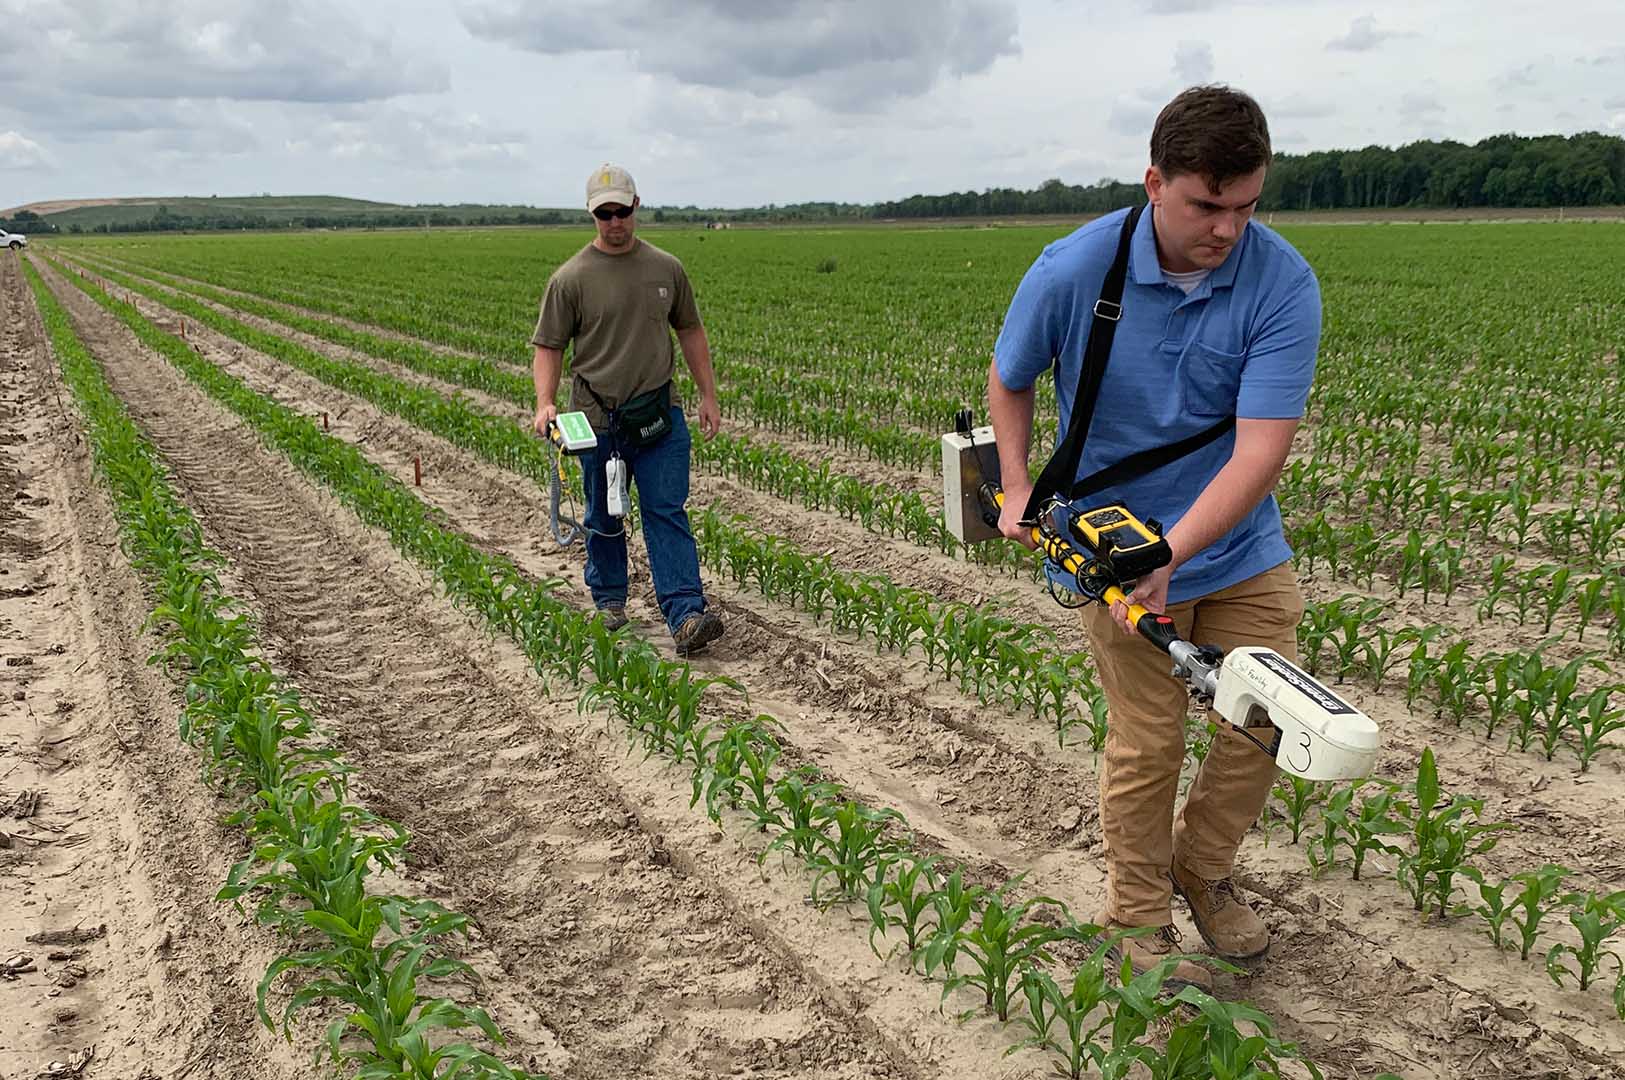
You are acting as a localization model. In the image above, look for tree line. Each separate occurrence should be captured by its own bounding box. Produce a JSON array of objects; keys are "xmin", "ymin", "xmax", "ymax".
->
[
  {"xmin": 6, "ymin": 132, "xmax": 1619, "ymax": 235},
  {"xmin": 872, "ymin": 132, "xmax": 1625, "ymax": 218}
]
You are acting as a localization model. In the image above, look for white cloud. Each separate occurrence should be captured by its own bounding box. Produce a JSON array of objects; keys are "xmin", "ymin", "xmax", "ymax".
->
[
  {"xmin": 0, "ymin": 131, "xmax": 52, "ymax": 170},
  {"xmin": 1328, "ymin": 15, "xmax": 1399, "ymax": 52},
  {"xmin": 459, "ymin": 0, "xmax": 1020, "ymax": 112},
  {"xmin": 1399, "ymin": 89, "xmax": 1445, "ymax": 121},
  {"xmin": 299, "ymin": 106, "xmax": 528, "ymax": 169},
  {"xmin": 3, "ymin": 0, "xmax": 446, "ymax": 103},
  {"xmin": 2, "ymin": 0, "xmax": 1624, "ymax": 210},
  {"xmin": 1173, "ymin": 40, "xmax": 1215, "ymax": 83},
  {"xmin": 1109, "ymin": 99, "xmax": 1158, "ymax": 137}
]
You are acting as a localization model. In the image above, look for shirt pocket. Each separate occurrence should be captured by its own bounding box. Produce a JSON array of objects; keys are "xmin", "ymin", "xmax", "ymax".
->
[
  {"xmin": 644, "ymin": 281, "xmax": 673, "ymax": 323},
  {"xmin": 1181, "ymin": 341, "xmax": 1244, "ymax": 418}
]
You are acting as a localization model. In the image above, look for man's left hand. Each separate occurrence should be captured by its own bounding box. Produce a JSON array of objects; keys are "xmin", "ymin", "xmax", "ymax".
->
[
  {"xmin": 1110, "ymin": 563, "xmax": 1173, "ymax": 637},
  {"xmin": 696, "ymin": 394, "xmax": 721, "ymax": 440}
]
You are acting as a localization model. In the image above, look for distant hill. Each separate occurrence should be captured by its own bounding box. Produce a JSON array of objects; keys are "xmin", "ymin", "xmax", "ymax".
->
[{"xmin": 2, "ymin": 194, "xmax": 588, "ymax": 232}]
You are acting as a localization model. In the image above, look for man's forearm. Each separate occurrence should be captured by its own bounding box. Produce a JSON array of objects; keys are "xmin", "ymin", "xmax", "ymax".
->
[
  {"xmin": 676, "ymin": 327, "xmax": 716, "ymax": 398},
  {"xmin": 986, "ymin": 359, "xmax": 1035, "ymax": 494},
  {"xmin": 532, "ymin": 346, "xmax": 562, "ymax": 410}
]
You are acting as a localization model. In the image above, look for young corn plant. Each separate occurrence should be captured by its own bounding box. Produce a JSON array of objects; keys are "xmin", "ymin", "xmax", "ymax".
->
[
  {"xmin": 1006, "ymin": 924, "xmax": 1204, "ymax": 1080},
  {"xmin": 1540, "ymin": 567, "xmax": 1576, "ymax": 636},
  {"xmin": 1339, "ymin": 780, "xmax": 1408, "ymax": 881},
  {"xmin": 1460, "ymin": 869, "xmax": 1514, "ymax": 951},
  {"xmin": 1546, "ymin": 891, "xmax": 1625, "ymax": 992},
  {"xmin": 1507, "ymin": 865, "xmax": 1572, "ymax": 962},
  {"xmin": 1394, "ymin": 749, "xmax": 1513, "ymax": 918},
  {"xmin": 1571, "ymin": 685, "xmax": 1625, "ymax": 772},
  {"xmin": 759, "ymin": 768, "xmax": 842, "ymax": 864},
  {"xmin": 866, "ymin": 854, "xmax": 942, "ymax": 960},
  {"xmin": 1573, "ymin": 575, "xmax": 1608, "ymax": 643},
  {"xmin": 1306, "ymin": 782, "xmax": 1358, "ymax": 877},
  {"xmin": 1272, "ymin": 774, "xmax": 1325, "ymax": 845},
  {"xmin": 1477, "ymin": 554, "xmax": 1516, "ymax": 623},
  {"xmin": 1362, "ymin": 624, "xmax": 1426, "ymax": 693},
  {"xmin": 790, "ymin": 800, "xmax": 906, "ymax": 909},
  {"xmin": 941, "ymin": 884, "xmax": 1071, "ymax": 1021},
  {"xmin": 692, "ymin": 715, "xmax": 782, "ymax": 824},
  {"xmin": 1150, "ymin": 987, "xmax": 1327, "ymax": 1080},
  {"xmin": 1007, "ymin": 941, "xmax": 1117, "ymax": 1080},
  {"xmin": 916, "ymin": 868, "xmax": 988, "ymax": 978}
]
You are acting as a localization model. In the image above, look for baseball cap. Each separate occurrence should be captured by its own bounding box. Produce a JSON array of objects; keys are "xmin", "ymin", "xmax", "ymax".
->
[{"xmin": 586, "ymin": 164, "xmax": 637, "ymax": 211}]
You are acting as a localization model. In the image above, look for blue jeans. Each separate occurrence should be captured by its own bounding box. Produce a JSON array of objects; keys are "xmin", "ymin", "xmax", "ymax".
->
[{"xmin": 579, "ymin": 406, "xmax": 707, "ymax": 633}]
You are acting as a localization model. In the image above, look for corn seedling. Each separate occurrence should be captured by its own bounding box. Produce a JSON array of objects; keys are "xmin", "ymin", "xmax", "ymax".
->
[
  {"xmin": 1507, "ymin": 865, "xmax": 1572, "ymax": 962},
  {"xmin": 1393, "ymin": 748, "xmax": 1513, "ymax": 918},
  {"xmin": 1545, "ymin": 891, "xmax": 1625, "ymax": 992},
  {"xmin": 1305, "ymin": 782, "xmax": 1357, "ymax": 877},
  {"xmin": 1272, "ymin": 774, "xmax": 1325, "ymax": 845},
  {"xmin": 917, "ymin": 868, "xmax": 987, "ymax": 978},
  {"xmin": 942, "ymin": 884, "xmax": 1071, "ymax": 1021},
  {"xmin": 1152, "ymin": 986, "xmax": 1326, "ymax": 1080},
  {"xmin": 1460, "ymin": 869, "xmax": 1514, "ymax": 951},
  {"xmin": 1340, "ymin": 781, "xmax": 1408, "ymax": 881},
  {"xmin": 1571, "ymin": 685, "xmax": 1625, "ymax": 772},
  {"xmin": 866, "ymin": 854, "xmax": 943, "ymax": 960}
]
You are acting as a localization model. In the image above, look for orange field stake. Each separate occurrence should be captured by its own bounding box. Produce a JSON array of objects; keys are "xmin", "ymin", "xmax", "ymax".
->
[
  {"xmin": 413, "ymin": 455, "xmax": 422, "ymax": 486},
  {"xmin": 180, "ymin": 318, "xmax": 186, "ymax": 339},
  {"xmin": 322, "ymin": 411, "xmax": 329, "ymax": 431}
]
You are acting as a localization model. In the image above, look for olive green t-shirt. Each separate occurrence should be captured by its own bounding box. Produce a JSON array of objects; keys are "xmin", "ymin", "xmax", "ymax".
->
[{"xmin": 531, "ymin": 239, "xmax": 703, "ymax": 431}]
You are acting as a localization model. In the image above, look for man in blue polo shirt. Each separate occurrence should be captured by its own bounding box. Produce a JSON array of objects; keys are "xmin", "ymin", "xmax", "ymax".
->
[{"xmin": 990, "ymin": 85, "xmax": 1320, "ymax": 991}]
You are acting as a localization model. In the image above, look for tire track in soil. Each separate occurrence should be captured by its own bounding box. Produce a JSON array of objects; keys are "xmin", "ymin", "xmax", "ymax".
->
[
  {"xmin": 67, "ymin": 254, "xmax": 1625, "ymax": 826},
  {"xmin": 47, "ymin": 256, "xmax": 1625, "ymax": 1080},
  {"xmin": 1, "ymin": 256, "xmax": 320, "ymax": 1080},
  {"xmin": 34, "ymin": 264, "xmax": 924, "ymax": 1080},
  {"xmin": 67, "ymin": 250, "xmax": 1625, "ymax": 895}
]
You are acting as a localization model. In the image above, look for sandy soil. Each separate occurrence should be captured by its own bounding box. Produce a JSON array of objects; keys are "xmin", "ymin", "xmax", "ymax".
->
[
  {"xmin": 21, "ymin": 259, "xmax": 1032, "ymax": 1079},
  {"xmin": 0, "ymin": 256, "xmax": 321, "ymax": 1079},
  {"xmin": 28, "ymin": 252, "xmax": 1625, "ymax": 1079}
]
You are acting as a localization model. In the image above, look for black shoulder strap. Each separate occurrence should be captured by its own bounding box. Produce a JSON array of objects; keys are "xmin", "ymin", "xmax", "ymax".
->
[
  {"xmin": 1022, "ymin": 205, "xmax": 1141, "ymax": 521},
  {"xmin": 1023, "ymin": 204, "xmax": 1243, "ymax": 517},
  {"xmin": 1069, "ymin": 415, "xmax": 1235, "ymax": 500}
]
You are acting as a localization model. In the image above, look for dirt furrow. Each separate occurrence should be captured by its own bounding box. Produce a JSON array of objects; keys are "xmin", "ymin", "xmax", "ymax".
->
[
  {"xmin": 1, "ymin": 256, "xmax": 320, "ymax": 1079},
  {"xmin": 43, "ymin": 256, "xmax": 1625, "ymax": 1078},
  {"xmin": 36, "ymin": 259, "xmax": 1048, "ymax": 1079},
  {"xmin": 70, "ymin": 255, "xmax": 1625, "ymax": 881}
]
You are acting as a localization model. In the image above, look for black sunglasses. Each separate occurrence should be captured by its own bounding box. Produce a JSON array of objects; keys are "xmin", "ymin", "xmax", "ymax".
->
[{"xmin": 592, "ymin": 204, "xmax": 636, "ymax": 221}]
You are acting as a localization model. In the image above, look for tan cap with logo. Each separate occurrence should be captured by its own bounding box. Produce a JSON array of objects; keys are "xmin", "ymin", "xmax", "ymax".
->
[{"xmin": 586, "ymin": 164, "xmax": 637, "ymax": 211}]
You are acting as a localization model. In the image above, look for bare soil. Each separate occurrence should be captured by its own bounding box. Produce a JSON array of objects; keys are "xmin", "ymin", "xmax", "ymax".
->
[
  {"xmin": 0, "ymin": 254, "xmax": 319, "ymax": 1080},
  {"xmin": 8, "ymin": 250, "xmax": 1623, "ymax": 1079}
]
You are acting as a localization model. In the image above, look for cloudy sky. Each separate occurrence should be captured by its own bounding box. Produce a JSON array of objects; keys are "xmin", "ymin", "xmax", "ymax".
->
[{"xmin": 2, "ymin": 0, "xmax": 1622, "ymax": 211}]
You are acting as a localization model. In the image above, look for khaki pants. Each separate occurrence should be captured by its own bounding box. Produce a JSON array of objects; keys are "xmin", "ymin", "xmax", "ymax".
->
[{"xmin": 1082, "ymin": 562, "xmax": 1304, "ymax": 927}]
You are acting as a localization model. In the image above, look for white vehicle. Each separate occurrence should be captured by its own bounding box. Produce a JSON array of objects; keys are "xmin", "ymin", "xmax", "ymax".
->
[{"xmin": 0, "ymin": 230, "xmax": 25, "ymax": 250}]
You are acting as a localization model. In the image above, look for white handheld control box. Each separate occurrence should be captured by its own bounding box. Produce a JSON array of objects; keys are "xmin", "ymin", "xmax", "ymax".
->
[{"xmin": 605, "ymin": 456, "xmax": 629, "ymax": 518}]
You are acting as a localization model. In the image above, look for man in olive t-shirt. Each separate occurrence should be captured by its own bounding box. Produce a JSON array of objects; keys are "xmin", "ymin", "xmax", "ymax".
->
[{"xmin": 530, "ymin": 164, "xmax": 725, "ymax": 656}]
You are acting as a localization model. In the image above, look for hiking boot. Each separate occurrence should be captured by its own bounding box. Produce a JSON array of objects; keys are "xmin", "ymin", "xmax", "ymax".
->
[
  {"xmin": 598, "ymin": 604, "xmax": 629, "ymax": 631},
  {"xmin": 673, "ymin": 610, "xmax": 724, "ymax": 656},
  {"xmin": 1100, "ymin": 919, "xmax": 1214, "ymax": 993},
  {"xmin": 1171, "ymin": 862, "xmax": 1270, "ymax": 960}
]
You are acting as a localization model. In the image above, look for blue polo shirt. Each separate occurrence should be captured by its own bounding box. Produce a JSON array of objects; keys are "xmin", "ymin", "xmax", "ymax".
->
[{"xmin": 995, "ymin": 206, "xmax": 1321, "ymax": 604}]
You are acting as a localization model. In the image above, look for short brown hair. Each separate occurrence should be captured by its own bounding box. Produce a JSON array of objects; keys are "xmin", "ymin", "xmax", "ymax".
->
[{"xmin": 1150, "ymin": 85, "xmax": 1271, "ymax": 193}]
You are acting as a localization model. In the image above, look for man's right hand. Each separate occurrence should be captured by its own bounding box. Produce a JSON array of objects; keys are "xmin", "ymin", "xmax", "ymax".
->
[
  {"xmin": 998, "ymin": 480, "xmax": 1039, "ymax": 550},
  {"xmin": 532, "ymin": 402, "xmax": 558, "ymax": 438}
]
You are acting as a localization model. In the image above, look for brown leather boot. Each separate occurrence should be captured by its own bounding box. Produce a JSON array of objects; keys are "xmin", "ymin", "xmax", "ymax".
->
[
  {"xmin": 1170, "ymin": 862, "xmax": 1270, "ymax": 959},
  {"xmin": 1100, "ymin": 919, "xmax": 1214, "ymax": 993}
]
